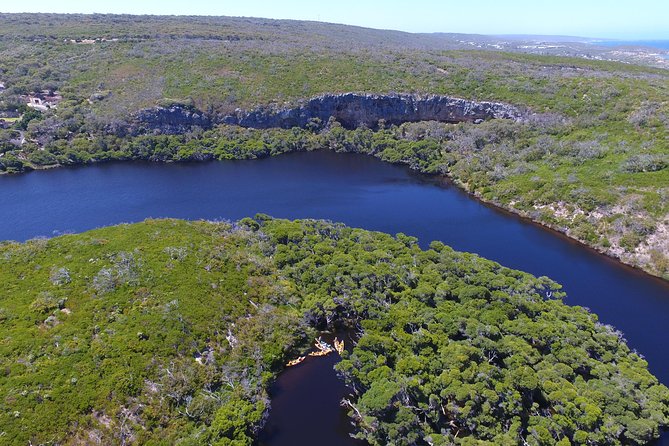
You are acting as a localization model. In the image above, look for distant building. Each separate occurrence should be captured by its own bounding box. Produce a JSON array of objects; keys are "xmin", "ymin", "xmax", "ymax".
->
[
  {"xmin": 68, "ymin": 39, "xmax": 97, "ymax": 44},
  {"xmin": 27, "ymin": 96, "xmax": 49, "ymax": 111},
  {"xmin": 26, "ymin": 91, "xmax": 62, "ymax": 111}
]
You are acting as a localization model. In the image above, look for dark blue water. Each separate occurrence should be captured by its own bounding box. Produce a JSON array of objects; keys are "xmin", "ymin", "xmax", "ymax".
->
[{"xmin": 2, "ymin": 151, "xmax": 668, "ymax": 444}]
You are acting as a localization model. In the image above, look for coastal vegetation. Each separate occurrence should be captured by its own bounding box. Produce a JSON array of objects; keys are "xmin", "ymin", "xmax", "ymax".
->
[
  {"xmin": 1, "ymin": 218, "xmax": 668, "ymax": 445},
  {"xmin": 0, "ymin": 14, "xmax": 667, "ymax": 279}
]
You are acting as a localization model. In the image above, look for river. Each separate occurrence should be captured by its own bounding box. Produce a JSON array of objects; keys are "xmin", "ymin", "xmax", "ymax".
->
[{"xmin": 2, "ymin": 151, "xmax": 668, "ymax": 444}]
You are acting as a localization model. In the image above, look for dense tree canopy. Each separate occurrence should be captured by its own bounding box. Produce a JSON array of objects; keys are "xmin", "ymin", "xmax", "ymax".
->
[{"xmin": 1, "ymin": 218, "xmax": 666, "ymax": 445}]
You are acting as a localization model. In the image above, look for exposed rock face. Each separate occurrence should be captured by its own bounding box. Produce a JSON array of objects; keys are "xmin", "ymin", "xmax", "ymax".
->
[
  {"xmin": 224, "ymin": 93, "xmax": 522, "ymax": 129},
  {"xmin": 132, "ymin": 93, "xmax": 521, "ymax": 134},
  {"xmin": 132, "ymin": 105, "xmax": 212, "ymax": 135}
]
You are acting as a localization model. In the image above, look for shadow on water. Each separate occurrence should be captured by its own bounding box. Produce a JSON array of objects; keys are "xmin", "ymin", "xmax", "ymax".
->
[
  {"xmin": 257, "ymin": 331, "xmax": 365, "ymax": 446},
  {"xmin": 2, "ymin": 150, "xmax": 668, "ymax": 445}
]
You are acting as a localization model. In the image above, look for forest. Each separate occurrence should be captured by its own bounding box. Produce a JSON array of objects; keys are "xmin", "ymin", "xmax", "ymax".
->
[{"xmin": 0, "ymin": 218, "xmax": 667, "ymax": 445}]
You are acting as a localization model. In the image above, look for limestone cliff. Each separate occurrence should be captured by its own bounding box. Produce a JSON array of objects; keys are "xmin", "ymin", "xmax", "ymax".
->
[
  {"xmin": 131, "ymin": 105, "xmax": 212, "ymax": 135},
  {"xmin": 132, "ymin": 93, "xmax": 521, "ymax": 133},
  {"xmin": 224, "ymin": 93, "xmax": 521, "ymax": 129}
]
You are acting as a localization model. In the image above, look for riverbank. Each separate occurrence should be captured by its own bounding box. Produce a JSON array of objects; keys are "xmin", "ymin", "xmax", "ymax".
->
[
  {"xmin": 3, "ymin": 131, "xmax": 667, "ymax": 283},
  {"xmin": 450, "ymin": 175, "xmax": 669, "ymax": 283}
]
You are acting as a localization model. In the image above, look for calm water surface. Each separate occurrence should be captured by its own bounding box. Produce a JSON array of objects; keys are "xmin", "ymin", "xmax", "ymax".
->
[
  {"xmin": 2, "ymin": 151, "xmax": 668, "ymax": 444},
  {"xmin": 594, "ymin": 40, "xmax": 669, "ymax": 50}
]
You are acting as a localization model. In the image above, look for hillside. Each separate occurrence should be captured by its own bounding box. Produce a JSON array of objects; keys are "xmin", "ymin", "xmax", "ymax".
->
[
  {"xmin": 0, "ymin": 14, "xmax": 667, "ymax": 280},
  {"xmin": 0, "ymin": 218, "xmax": 667, "ymax": 445}
]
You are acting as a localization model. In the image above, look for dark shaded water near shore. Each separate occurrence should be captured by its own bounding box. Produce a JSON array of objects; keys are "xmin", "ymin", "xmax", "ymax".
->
[
  {"xmin": 2, "ymin": 151, "xmax": 668, "ymax": 444},
  {"xmin": 257, "ymin": 330, "xmax": 365, "ymax": 446}
]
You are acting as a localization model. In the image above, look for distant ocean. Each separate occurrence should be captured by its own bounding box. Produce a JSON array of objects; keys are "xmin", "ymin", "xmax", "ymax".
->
[{"xmin": 594, "ymin": 40, "xmax": 669, "ymax": 51}]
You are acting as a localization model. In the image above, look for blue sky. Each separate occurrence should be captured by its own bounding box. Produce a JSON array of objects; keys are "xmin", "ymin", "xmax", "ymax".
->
[{"xmin": 1, "ymin": 0, "xmax": 668, "ymax": 39}]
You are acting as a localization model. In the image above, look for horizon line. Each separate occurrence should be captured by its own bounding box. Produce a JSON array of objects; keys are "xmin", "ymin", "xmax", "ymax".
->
[{"xmin": 1, "ymin": 11, "xmax": 668, "ymax": 41}]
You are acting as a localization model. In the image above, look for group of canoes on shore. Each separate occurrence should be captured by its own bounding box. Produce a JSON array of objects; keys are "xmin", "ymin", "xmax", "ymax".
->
[{"xmin": 285, "ymin": 336, "xmax": 345, "ymax": 367}]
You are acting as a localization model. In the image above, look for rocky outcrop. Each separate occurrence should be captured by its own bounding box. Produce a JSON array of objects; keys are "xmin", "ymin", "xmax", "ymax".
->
[
  {"xmin": 132, "ymin": 105, "xmax": 212, "ymax": 135},
  {"xmin": 224, "ymin": 93, "xmax": 522, "ymax": 129},
  {"xmin": 132, "ymin": 93, "xmax": 521, "ymax": 134}
]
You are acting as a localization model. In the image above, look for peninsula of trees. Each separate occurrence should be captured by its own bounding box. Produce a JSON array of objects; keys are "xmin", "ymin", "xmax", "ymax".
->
[{"xmin": 0, "ymin": 218, "xmax": 667, "ymax": 445}]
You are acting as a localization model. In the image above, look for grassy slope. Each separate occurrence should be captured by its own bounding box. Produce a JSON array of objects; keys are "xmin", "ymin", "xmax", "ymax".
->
[{"xmin": 0, "ymin": 14, "xmax": 667, "ymax": 279}]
